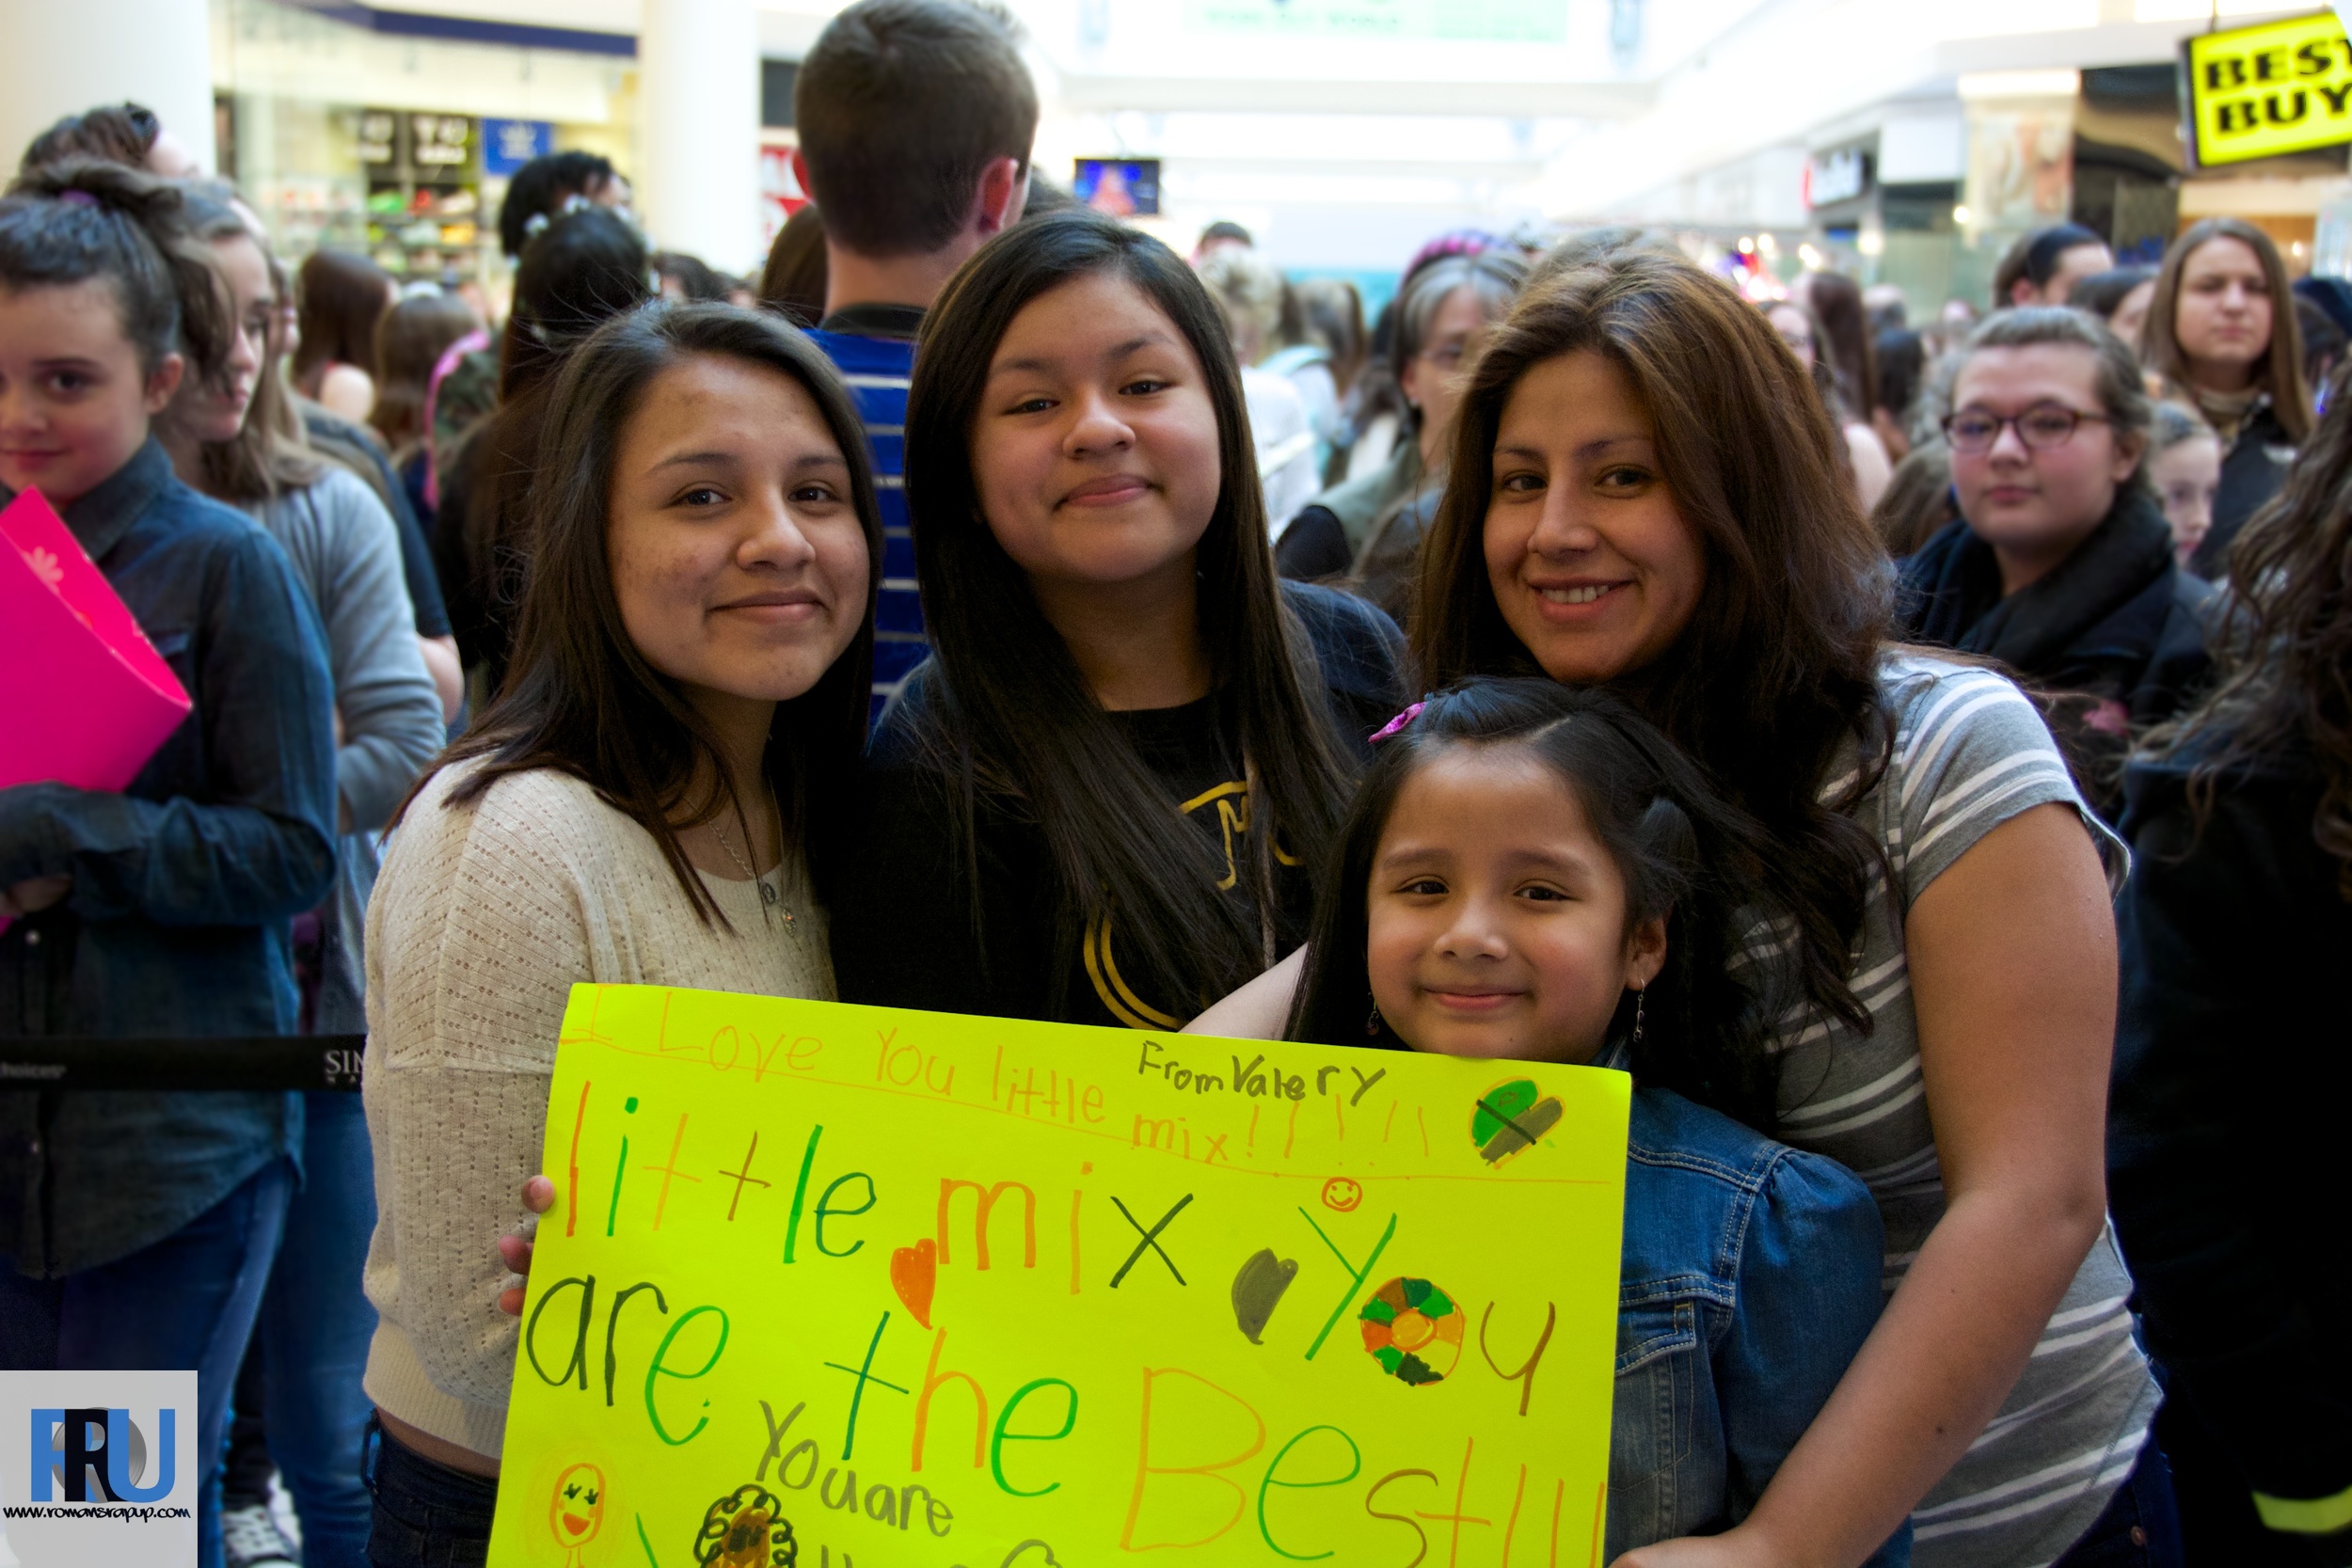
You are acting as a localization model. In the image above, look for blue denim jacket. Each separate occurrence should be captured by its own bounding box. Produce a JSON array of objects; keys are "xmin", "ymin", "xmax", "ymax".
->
[
  {"xmin": 1609, "ymin": 1081, "xmax": 1910, "ymax": 1564},
  {"xmin": 0, "ymin": 441, "xmax": 338, "ymax": 1275}
]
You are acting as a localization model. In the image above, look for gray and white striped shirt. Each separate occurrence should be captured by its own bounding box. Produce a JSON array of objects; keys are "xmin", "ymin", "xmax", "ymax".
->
[{"xmin": 1760, "ymin": 655, "xmax": 2158, "ymax": 1568}]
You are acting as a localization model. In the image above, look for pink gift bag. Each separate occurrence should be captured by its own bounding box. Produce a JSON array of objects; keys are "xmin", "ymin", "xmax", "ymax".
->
[{"xmin": 2, "ymin": 486, "xmax": 192, "ymax": 928}]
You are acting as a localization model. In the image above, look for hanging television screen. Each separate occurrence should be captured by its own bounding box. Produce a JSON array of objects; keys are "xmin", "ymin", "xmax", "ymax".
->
[{"xmin": 1073, "ymin": 157, "xmax": 1161, "ymax": 217}]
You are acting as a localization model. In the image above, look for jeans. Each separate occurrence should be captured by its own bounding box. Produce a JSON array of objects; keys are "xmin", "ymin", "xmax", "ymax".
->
[
  {"xmin": 256, "ymin": 1092, "xmax": 379, "ymax": 1568},
  {"xmin": 362, "ymin": 1418, "xmax": 498, "ymax": 1568},
  {"xmin": 0, "ymin": 1156, "xmax": 294, "ymax": 1568},
  {"xmin": 2051, "ymin": 1438, "xmax": 2186, "ymax": 1568}
]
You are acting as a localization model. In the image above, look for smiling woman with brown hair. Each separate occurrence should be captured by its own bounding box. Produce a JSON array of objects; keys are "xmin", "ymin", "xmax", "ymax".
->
[
  {"xmin": 1403, "ymin": 249, "xmax": 2168, "ymax": 1566},
  {"xmin": 359, "ymin": 302, "xmax": 881, "ymax": 1563}
]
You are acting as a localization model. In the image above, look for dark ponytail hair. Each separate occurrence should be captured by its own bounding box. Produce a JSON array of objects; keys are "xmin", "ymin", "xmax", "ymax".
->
[
  {"xmin": 452, "ymin": 205, "xmax": 654, "ymax": 690},
  {"xmin": 502, "ymin": 206, "xmax": 652, "ymax": 398},
  {"xmin": 1287, "ymin": 678, "xmax": 1787, "ymax": 1128},
  {"xmin": 0, "ymin": 158, "xmax": 231, "ymax": 388},
  {"xmin": 20, "ymin": 103, "xmax": 164, "ymax": 174}
]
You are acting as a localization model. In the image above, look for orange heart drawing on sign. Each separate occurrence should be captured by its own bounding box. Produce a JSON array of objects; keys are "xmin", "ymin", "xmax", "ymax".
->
[{"xmin": 891, "ymin": 1238, "xmax": 937, "ymax": 1327}]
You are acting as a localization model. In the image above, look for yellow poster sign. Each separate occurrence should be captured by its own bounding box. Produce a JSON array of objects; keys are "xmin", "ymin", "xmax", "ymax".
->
[
  {"xmin": 488, "ymin": 984, "xmax": 1629, "ymax": 1568},
  {"xmin": 2184, "ymin": 10, "xmax": 2352, "ymax": 167}
]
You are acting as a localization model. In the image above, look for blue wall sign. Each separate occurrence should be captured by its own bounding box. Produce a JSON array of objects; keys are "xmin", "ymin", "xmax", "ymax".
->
[{"xmin": 481, "ymin": 118, "xmax": 554, "ymax": 176}]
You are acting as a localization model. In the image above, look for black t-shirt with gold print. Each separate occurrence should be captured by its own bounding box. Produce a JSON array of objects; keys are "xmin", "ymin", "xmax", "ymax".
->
[{"xmin": 832, "ymin": 582, "xmax": 1407, "ymax": 1030}]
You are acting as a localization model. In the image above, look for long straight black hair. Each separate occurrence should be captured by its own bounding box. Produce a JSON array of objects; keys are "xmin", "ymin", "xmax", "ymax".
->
[
  {"xmin": 900, "ymin": 207, "xmax": 1359, "ymax": 1022},
  {"xmin": 1288, "ymin": 679, "xmax": 1787, "ymax": 1129},
  {"xmin": 416, "ymin": 302, "xmax": 883, "ymax": 921}
]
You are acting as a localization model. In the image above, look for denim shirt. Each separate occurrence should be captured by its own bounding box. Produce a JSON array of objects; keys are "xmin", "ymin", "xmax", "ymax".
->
[
  {"xmin": 0, "ymin": 441, "xmax": 338, "ymax": 1276},
  {"xmin": 1609, "ymin": 1079, "xmax": 1910, "ymax": 1564}
]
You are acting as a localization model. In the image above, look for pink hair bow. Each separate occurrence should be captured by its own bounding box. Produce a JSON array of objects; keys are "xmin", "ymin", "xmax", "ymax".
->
[{"xmin": 1368, "ymin": 702, "xmax": 1425, "ymax": 745}]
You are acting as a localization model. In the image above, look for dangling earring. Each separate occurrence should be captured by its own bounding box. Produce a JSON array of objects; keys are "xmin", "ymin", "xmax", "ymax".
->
[
  {"xmin": 1365, "ymin": 998, "xmax": 1382, "ymax": 1037},
  {"xmin": 1629, "ymin": 986, "xmax": 1646, "ymax": 1048}
]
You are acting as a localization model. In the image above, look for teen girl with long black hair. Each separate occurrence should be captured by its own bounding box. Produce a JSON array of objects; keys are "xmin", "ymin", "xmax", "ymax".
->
[{"xmin": 831, "ymin": 209, "xmax": 1406, "ymax": 1029}]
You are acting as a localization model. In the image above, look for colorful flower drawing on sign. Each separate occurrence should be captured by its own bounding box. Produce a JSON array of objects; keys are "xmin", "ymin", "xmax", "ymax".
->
[{"xmin": 1359, "ymin": 1276, "xmax": 1465, "ymax": 1386}]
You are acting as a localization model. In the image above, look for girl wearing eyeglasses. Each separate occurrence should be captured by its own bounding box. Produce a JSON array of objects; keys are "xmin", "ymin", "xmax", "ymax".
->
[{"xmin": 1899, "ymin": 307, "xmax": 2214, "ymax": 813}]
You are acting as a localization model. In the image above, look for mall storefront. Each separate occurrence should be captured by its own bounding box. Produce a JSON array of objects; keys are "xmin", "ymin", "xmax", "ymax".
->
[
  {"xmin": 211, "ymin": 0, "xmax": 803, "ymax": 307},
  {"xmin": 1613, "ymin": 10, "xmax": 2352, "ymax": 315}
]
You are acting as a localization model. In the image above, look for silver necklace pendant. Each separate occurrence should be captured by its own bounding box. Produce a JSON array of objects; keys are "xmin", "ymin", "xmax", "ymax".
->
[{"xmin": 759, "ymin": 879, "xmax": 780, "ymax": 909}]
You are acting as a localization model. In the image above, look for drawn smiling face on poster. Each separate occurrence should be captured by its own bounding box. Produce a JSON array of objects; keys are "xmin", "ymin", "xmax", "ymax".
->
[
  {"xmin": 489, "ymin": 986, "xmax": 1629, "ymax": 1568},
  {"xmin": 548, "ymin": 1461, "xmax": 606, "ymax": 1565}
]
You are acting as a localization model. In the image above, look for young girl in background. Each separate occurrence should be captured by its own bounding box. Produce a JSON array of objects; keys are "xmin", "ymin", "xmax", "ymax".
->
[
  {"xmin": 0, "ymin": 160, "xmax": 339, "ymax": 1568},
  {"xmin": 2146, "ymin": 402, "xmax": 2222, "ymax": 566},
  {"xmin": 1284, "ymin": 679, "xmax": 1903, "ymax": 1565},
  {"xmin": 832, "ymin": 208, "xmax": 1406, "ymax": 1031}
]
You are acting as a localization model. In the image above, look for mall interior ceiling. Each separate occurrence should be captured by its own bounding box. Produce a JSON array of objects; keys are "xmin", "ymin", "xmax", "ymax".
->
[{"xmin": 4, "ymin": 0, "xmax": 2348, "ymax": 310}]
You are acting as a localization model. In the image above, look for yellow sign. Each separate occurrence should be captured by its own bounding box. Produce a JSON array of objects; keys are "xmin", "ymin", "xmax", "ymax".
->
[
  {"xmin": 488, "ymin": 984, "xmax": 1629, "ymax": 1568},
  {"xmin": 2185, "ymin": 10, "xmax": 2352, "ymax": 167}
]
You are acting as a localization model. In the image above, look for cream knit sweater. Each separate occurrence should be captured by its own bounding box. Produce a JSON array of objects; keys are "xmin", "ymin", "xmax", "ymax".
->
[{"xmin": 360, "ymin": 762, "xmax": 833, "ymax": 1460}]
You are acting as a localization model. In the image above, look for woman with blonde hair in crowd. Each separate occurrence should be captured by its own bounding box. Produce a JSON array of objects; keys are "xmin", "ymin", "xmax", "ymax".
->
[
  {"xmin": 1292, "ymin": 276, "xmax": 1367, "ymax": 416},
  {"xmin": 2142, "ymin": 216, "xmax": 2311, "ymax": 578},
  {"xmin": 1197, "ymin": 243, "xmax": 1323, "ymax": 529}
]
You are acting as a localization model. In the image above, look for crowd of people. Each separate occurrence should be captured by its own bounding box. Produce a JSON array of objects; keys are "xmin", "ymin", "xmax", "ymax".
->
[{"xmin": 1, "ymin": 4, "xmax": 2346, "ymax": 1566}]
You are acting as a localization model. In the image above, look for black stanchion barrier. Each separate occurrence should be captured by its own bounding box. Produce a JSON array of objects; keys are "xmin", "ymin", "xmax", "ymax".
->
[{"xmin": 0, "ymin": 1036, "xmax": 365, "ymax": 1091}]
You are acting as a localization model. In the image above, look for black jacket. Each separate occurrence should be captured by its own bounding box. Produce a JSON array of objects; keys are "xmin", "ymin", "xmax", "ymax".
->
[
  {"xmin": 2190, "ymin": 397, "xmax": 2296, "ymax": 580},
  {"xmin": 2110, "ymin": 742, "xmax": 2352, "ymax": 1513},
  {"xmin": 1897, "ymin": 491, "xmax": 2214, "ymax": 809}
]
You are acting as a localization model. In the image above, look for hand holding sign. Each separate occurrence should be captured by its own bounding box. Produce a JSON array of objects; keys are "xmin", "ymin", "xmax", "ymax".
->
[{"xmin": 490, "ymin": 986, "xmax": 1629, "ymax": 1568}]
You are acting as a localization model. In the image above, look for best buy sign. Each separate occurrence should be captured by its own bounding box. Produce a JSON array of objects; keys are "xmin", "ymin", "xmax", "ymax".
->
[{"xmin": 2184, "ymin": 10, "xmax": 2352, "ymax": 167}]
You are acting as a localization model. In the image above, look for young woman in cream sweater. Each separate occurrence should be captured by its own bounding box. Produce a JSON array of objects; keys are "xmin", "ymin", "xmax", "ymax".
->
[{"xmin": 359, "ymin": 302, "xmax": 882, "ymax": 1563}]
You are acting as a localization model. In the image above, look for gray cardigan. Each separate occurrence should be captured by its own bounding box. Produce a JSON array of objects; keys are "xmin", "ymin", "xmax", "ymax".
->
[{"xmin": 244, "ymin": 466, "xmax": 443, "ymax": 1034}]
